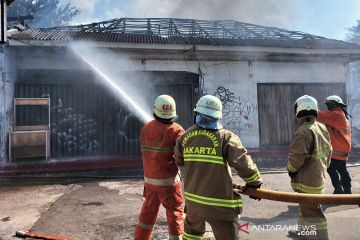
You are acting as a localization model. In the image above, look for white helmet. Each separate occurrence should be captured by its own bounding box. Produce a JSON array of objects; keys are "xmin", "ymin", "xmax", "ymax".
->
[
  {"xmin": 153, "ymin": 95, "xmax": 176, "ymax": 119},
  {"xmin": 326, "ymin": 95, "xmax": 346, "ymax": 107},
  {"xmin": 294, "ymin": 95, "xmax": 318, "ymax": 117},
  {"xmin": 194, "ymin": 95, "xmax": 222, "ymax": 119}
]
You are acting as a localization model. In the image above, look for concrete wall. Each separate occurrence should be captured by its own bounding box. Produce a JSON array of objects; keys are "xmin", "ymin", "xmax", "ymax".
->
[
  {"xmin": 350, "ymin": 62, "xmax": 360, "ymax": 147},
  {"xmin": 0, "ymin": 46, "xmax": 16, "ymax": 163},
  {"xmin": 0, "ymin": 45, "xmax": 5, "ymax": 162}
]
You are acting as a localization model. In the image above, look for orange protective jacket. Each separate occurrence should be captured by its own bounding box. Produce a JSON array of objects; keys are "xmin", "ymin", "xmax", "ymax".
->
[
  {"xmin": 317, "ymin": 108, "xmax": 351, "ymax": 160},
  {"xmin": 140, "ymin": 120, "xmax": 185, "ymax": 180}
]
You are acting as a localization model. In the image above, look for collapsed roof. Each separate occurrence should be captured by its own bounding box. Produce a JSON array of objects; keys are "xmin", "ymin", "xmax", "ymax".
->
[{"xmin": 10, "ymin": 18, "xmax": 360, "ymax": 49}]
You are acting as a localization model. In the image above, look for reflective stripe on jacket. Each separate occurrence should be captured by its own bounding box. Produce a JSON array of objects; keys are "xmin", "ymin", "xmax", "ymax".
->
[
  {"xmin": 141, "ymin": 120, "xmax": 185, "ymax": 181},
  {"xmin": 317, "ymin": 108, "xmax": 351, "ymax": 160},
  {"xmin": 174, "ymin": 125, "xmax": 262, "ymax": 221},
  {"xmin": 287, "ymin": 117, "xmax": 332, "ymax": 194}
]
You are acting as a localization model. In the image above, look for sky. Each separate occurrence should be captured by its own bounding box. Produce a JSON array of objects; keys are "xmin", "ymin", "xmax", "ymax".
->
[{"xmin": 67, "ymin": 0, "xmax": 360, "ymax": 41}]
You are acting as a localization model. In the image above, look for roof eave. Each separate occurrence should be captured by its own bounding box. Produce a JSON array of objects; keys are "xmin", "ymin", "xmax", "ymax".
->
[{"xmin": 9, "ymin": 39, "xmax": 360, "ymax": 62}]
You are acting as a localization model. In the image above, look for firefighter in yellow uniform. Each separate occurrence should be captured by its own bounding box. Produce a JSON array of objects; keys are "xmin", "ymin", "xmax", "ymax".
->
[
  {"xmin": 287, "ymin": 95, "xmax": 332, "ymax": 240},
  {"xmin": 174, "ymin": 95, "xmax": 263, "ymax": 240}
]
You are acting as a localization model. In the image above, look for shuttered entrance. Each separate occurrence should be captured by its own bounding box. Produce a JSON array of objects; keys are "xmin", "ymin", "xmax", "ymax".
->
[
  {"xmin": 258, "ymin": 83, "xmax": 346, "ymax": 147},
  {"xmin": 15, "ymin": 70, "xmax": 198, "ymax": 160}
]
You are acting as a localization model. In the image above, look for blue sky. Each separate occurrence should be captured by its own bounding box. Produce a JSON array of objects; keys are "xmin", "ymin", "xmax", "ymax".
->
[{"xmin": 68, "ymin": 0, "xmax": 360, "ymax": 41}]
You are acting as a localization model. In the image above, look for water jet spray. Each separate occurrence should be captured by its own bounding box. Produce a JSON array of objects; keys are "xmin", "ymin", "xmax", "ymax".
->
[{"xmin": 70, "ymin": 45, "xmax": 153, "ymax": 124}]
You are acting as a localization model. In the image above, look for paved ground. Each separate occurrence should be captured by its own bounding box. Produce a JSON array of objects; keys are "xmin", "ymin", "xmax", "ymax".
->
[{"xmin": 0, "ymin": 167, "xmax": 359, "ymax": 240}]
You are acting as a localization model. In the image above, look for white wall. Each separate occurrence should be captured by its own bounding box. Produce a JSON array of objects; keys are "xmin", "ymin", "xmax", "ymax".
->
[
  {"xmin": 0, "ymin": 47, "xmax": 16, "ymax": 163},
  {"xmin": 0, "ymin": 46, "xmax": 5, "ymax": 162},
  {"xmin": 350, "ymin": 62, "xmax": 360, "ymax": 147}
]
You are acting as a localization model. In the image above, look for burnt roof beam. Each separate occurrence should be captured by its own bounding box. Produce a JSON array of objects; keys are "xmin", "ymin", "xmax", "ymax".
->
[
  {"xmin": 215, "ymin": 21, "xmax": 240, "ymax": 39},
  {"xmin": 234, "ymin": 23, "xmax": 262, "ymax": 39},
  {"xmin": 46, "ymin": 18, "xmax": 324, "ymax": 41},
  {"xmin": 191, "ymin": 20, "xmax": 217, "ymax": 45},
  {"xmin": 168, "ymin": 19, "xmax": 182, "ymax": 37}
]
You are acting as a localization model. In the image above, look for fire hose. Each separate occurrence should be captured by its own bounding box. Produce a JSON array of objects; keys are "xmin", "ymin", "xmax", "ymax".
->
[
  {"xmin": 15, "ymin": 230, "xmax": 71, "ymax": 240},
  {"xmin": 238, "ymin": 187, "xmax": 360, "ymax": 205}
]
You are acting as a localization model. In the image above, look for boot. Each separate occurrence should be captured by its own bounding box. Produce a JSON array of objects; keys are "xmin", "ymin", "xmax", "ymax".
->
[
  {"xmin": 343, "ymin": 186, "xmax": 352, "ymax": 194},
  {"xmin": 333, "ymin": 187, "xmax": 344, "ymax": 194},
  {"xmin": 288, "ymin": 230, "xmax": 306, "ymax": 239}
]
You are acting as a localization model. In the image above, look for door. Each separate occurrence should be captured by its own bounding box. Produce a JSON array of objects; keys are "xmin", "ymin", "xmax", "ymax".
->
[{"xmin": 258, "ymin": 83, "xmax": 346, "ymax": 147}]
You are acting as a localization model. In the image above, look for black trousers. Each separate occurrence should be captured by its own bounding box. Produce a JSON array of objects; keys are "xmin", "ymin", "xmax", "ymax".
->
[{"xmin": 327, "ymin": 158, "xmax": 352, "ymax": 194}]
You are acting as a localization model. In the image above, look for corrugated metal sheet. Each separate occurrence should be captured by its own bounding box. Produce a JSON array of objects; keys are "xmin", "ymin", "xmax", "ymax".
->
[
  {"xmin": 10, "ymin": 28, "xmax": 360, "ymax": 49},
  {"xmin": 15, "ymin": 84, "xmax": 124, "ymax": 159},
  {"xmin": 258, "ymin": 83, "xmax": 346, "ymax": 147}
]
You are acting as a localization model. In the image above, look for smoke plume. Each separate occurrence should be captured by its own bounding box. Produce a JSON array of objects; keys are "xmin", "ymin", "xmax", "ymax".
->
[{"xmin": 134, "ymin": 0, "xmax": 304, "ymax": 28}]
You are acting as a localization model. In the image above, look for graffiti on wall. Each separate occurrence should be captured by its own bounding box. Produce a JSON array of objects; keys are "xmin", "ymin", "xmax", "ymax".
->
[
  {"xmin": 116, "ymin": 108, "xmax": 140, "ymax": 143},
  {"xmin": 213, "ymin": 86, "xmax": 257, "ymax": 136},
  {"xmin": 51, "ymin": 98, "xmax": 100, "ymax": 155}
]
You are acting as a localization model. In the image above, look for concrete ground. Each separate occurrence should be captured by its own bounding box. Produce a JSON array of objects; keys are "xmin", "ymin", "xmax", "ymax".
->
[{"xmin": 0, "ymin": 167, "xmax": 359, "ymax": 240}]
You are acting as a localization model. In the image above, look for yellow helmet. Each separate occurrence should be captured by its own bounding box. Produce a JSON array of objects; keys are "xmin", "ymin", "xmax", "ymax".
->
[
  {"xmin": 294, "ymin": 95, "xmax": 318, "ymax": 117},
  {"xmin": 153, "ymin": 95, "xmax": 176, "ymax": 120},
  {"xmin": 194, "ymin": 95, "xmax": 222, "ymax": 119}
]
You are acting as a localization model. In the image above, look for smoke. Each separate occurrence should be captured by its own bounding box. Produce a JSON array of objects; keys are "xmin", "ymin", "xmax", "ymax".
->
[
  {"xmin": 68, "ymin": 0, "xmax": 102, "ymax": 23},
  {"xmin": 68, "ymin": 0, "xmax": 126, "ymax": 23},
  {"xmin": 68, "ymin": 0, "xmax": 306, "ymax": 30},
  {"xmin": 134, "ymin": 0, "xmax": 304, "ymax": 28}
]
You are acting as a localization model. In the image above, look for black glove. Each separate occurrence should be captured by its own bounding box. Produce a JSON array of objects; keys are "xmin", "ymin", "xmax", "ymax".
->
[
  {"xmin": 288, "ymin": 171, "xmax": 298, "ymax": 179},
  {"xmin": 243, "ymin": 184, "xmax": 262, "ymax": 201}
]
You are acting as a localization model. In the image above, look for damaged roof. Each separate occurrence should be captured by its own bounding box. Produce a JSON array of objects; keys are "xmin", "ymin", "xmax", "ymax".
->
[{"xmin": 9, "ymin": 18, "xmax": 360, "ymax": 49}]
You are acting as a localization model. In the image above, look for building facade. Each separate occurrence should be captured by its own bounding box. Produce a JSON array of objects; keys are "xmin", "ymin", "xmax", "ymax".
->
[{"xmin": 2, "ymin": 18, "xmax": 360, "ymax": 174}]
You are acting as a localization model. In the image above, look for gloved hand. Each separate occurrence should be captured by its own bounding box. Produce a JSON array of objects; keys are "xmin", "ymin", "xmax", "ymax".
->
[
  {"xmin": 233, "ymin": 183, "xmax": 242, "ymax": 190},
  {"xmin": 243, "ymin": 184, "xmax": 262, "ymax": 201},
  {"xmin": 288, "ymin": 171, "xmax": 298, "ymax": 179}
]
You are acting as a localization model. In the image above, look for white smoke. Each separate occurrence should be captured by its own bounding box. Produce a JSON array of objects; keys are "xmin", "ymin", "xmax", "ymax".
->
[
  {"xmin": 68, "ymin": 0, "xmax": 306, "ymax": 29},
  {"xmin": 135, "ymin": 0, "xmax": 305, "ymax": 28},
  {"xmin": 67, "ymin": 0, "xmax": 102, "ymax": 23}
]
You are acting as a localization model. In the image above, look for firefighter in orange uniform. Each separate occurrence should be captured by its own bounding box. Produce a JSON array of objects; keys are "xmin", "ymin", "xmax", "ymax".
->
[
  {"xmin": 317, "ymin": 95, "xmax": 352, "ymax": 194},
  {"xmin": 174, "ymin": 95, "xmax": 263, "ymax": 240},
  {"xmin": 287, "ymin": 95, "xmax": 332, "ymax": 240},
  {"xmin": 134, "ymin": 95, "xmax": 185, "ymax": 240}
]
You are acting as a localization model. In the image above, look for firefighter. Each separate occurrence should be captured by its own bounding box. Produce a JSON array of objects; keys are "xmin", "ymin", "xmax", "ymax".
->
[
  {"xmin": 174, "ymin": 95, "xmax": 263, "ymax": 240},
  {"xmin": 317, "ymin": 95, "xmax": 352, "ymax": 194},
  {"xmin": 287, "ymin": 95, "xmax": 332, "ymax": 240},
  {"xmin": 134, "ymin": 95, "xmax": 185, "ymax": 240}
]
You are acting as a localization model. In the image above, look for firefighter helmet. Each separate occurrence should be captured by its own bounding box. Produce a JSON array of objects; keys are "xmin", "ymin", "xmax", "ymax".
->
[
  {"xmin": 194, "ymin": 95, "xmax": 222, "ymax": 119},
  {"xmin": 326, "ymin": 95, "xmax": 346, "ymax": 107},
  {"xmin": 153, "ymin": 95, "xmax": 176, "ymax": 120},
  {"xmin": 294, "ymin": 95, "xmax": 318, "ymax": 117}
]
